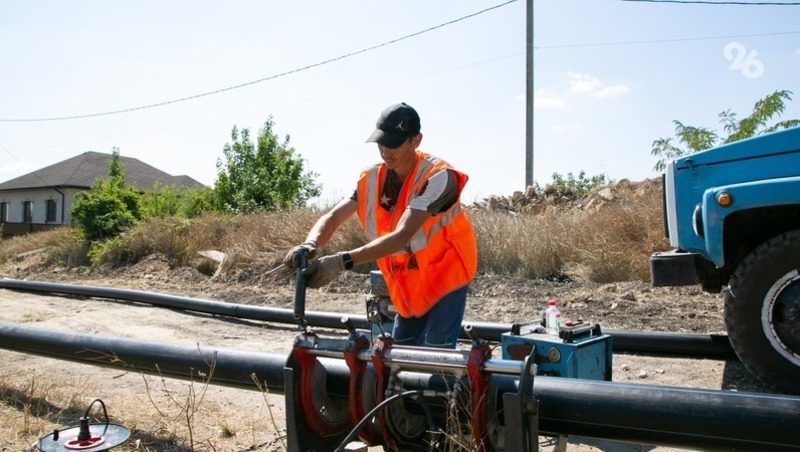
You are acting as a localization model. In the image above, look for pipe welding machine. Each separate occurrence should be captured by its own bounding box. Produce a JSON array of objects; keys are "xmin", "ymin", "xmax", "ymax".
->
[{"xmin": 284, "ymin": 251, "xmax": 612, "ymax": 452}]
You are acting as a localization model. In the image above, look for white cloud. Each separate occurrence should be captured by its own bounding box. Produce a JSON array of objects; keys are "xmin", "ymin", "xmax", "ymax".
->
[
  {"xmin": 593, "ymin": 85, "xmax": 631, "ymax": 99},
  {"xmin": 534, "ymin": 88, "xmax": 566, "ymax": 108},
  {"xmin": 566, "ymin": 72, "xmax": 630, "ymax": 99},
  {"xmin": 567, "ymin": 72, "xmax": 603, "ymax": 95},
  {"xmin": 796, "ymin": 48, "xmax": 800, "ymax": 55},
  {"xmin": 548, "ymin": 122, "xmax": 581, "ymax": 134}
]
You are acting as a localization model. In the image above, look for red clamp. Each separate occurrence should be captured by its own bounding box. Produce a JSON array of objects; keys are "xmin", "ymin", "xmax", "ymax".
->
[
  {"xmin": 371, "ymin": 335, "xmax": 400, "ymax": 451},
  {"xmin": 289, "ymin": 338, "xmax": 349, "ymax": 438},
  {"xmin": 467, "ymin": 341, "xmax": 493, "ymax": 452},
  {"xmin": 344, "ymin": 334, "xmax": 382, "ymax": 445}
]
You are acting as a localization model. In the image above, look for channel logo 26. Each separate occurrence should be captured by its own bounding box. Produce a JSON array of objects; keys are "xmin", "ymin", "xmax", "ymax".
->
[{"xmin": 723, "ymin": 42, "xmax": 764, "ymax": 79}]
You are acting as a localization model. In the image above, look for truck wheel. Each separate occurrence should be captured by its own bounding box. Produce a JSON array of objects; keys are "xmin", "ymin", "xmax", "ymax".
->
[{"xmin": 725, "ymin": 229, "xmax": 800, "ymax": 394}]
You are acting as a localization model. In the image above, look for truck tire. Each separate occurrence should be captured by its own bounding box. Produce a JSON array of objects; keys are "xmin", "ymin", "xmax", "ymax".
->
[{"xmin": 725, "ymin": 229, "xmax": 800, "ymax": 394}]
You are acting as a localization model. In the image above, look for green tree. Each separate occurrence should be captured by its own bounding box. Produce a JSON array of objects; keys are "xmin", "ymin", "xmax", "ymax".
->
[
  {"xmin": 214, "ymin": 119, "xmax": 321, "ymax": 213},
  {"xmin": 652, "ymin": 90, "xmax": 800, "ymax": 171},
  {"xmin": 71, "ymin": 149, "xmax": 141, "ymax": 241}
]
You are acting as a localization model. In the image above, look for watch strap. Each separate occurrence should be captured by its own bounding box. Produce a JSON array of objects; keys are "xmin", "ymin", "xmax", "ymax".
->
[{"xmin": 341, "ymin": 252, "xmax": 354, "ymax": 270}]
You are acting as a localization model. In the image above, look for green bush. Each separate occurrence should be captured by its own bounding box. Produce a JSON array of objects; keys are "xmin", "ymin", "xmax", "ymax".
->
[
  {"xmin": 180, "ymin": 186, "xmax": 217, "ymax": 218},
  {"xmin": 549, "ymin": 171, "xmax": 608, "ymax": 197},
  {"xmin": 140, "ymin": 185, "xmax": 217, "ymax": 219},
  {"xmin": 71, "ymin": 151, "xmax": 141, "ymax": 242}
]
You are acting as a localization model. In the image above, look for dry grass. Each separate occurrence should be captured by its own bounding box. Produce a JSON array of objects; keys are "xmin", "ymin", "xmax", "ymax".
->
[
  {"xmin": 0, "ymin": 367, "xmax": 284, "ymax": 451},
  {"xmin": 470, "ymin": 183, "xmax": 668, "ymax": 282},
  {"xmin": 0, "ymin": 374, "xmax": 106, "ymax": 449},
  {"xmin": 84, "ymin": 210, "xmax": 366, "ymax": 270},
  {"xmin": 1, "ymin": 181, "xmax": 669, "ymax": 283}
]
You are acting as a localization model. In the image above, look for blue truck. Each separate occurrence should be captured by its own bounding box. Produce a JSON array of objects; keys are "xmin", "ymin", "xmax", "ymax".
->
[{"xmin": 650, "ymin": 126, "xmax": 800, "ymax": 394}]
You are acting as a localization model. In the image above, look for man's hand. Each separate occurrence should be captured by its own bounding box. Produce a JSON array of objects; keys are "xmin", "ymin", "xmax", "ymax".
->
[
  {"xmin": 282, "ymin": 241, "xmax": 317, "ymax": 269},
  {"xmin": 302, "ymin": 254, "xmax": 345, "ymax": 288}
]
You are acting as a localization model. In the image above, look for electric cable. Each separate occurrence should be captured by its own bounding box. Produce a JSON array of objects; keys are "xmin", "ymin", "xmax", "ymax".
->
[
  {"xmin": 334, "ymin": 389, "xmax": 437, "ymax": 452},
  {"xmin": 534, "ymin": 29, "xmax": 800, "ymax": 49},
  {"xmin": 622, "ymin": 0, "xmax": 800, "ymax": 4},
  {"xmin": 0, "ymin": 0, "xmax": 518, "ymax": 123},
  {"xmin": 83, "ymin": 398, "xmax": 111, "ymax": 432}
]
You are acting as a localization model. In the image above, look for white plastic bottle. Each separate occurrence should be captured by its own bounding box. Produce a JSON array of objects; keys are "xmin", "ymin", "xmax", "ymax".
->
[{"xmin": 545, "ymin": 299, "xmax": 561, "ymax": 335}]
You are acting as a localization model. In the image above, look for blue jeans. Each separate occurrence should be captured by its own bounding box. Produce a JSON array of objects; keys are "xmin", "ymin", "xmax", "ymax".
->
[{"xmin": 391, "ymin": 285, "xmax": 468, "ymax": 349}]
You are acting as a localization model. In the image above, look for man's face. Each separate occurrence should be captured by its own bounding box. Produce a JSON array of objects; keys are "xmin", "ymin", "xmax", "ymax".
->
[{"xmin": 378, "ymin": 134, "xmax": 422, "ymax": 175}]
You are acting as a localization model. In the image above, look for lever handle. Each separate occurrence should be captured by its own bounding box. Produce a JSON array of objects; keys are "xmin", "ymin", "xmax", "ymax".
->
[{"xmin": 293, "ymin": 248, "xmax": 309, "ymax": 331}]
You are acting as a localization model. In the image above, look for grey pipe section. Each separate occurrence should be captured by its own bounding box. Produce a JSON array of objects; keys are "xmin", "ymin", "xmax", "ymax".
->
[
  {"xmin": 0, "ymin": 322, "xmax": 798, "ymax": 450},
  {"xmin": 0, "ymin": 278, "xmax": 735, "ymax": 358}
]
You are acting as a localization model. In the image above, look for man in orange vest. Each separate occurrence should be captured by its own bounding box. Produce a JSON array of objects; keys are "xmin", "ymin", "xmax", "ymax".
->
[{"xmin": 283, "ymin": 102, "xmax": 477, "ymax": 349}]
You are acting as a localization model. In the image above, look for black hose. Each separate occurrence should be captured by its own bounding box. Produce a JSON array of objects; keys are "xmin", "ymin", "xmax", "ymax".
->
[
  {"xmin": 334, "ymin": 390, "xmax": 436, "ymax": 452},
  {"xmin": 83, "ymin": 398, "xmax": 108, "ymax": 421},
  {"xmin": 83, "ymin": 398, "xmax": 110, "ymax": 436}
]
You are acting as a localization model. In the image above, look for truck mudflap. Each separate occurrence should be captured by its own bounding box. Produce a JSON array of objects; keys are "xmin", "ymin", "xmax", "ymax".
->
[{"xmin": 650, "ymin": 249, "xmax": 700, "ymax": 287}]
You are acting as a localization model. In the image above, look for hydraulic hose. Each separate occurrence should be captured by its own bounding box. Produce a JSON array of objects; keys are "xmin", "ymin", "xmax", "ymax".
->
[{"xmin": 334, "ymin": 390, "xmax": 436, "ymax": 452}]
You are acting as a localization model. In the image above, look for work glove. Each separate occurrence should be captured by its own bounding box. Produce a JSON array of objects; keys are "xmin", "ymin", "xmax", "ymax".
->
[
  {"xmin": 282, "ymin": 241, "xmax": 317, "ymax": 270},
  {"xmin": 302, "ymin": 254, "xmax": 345, "ymax": 288}
]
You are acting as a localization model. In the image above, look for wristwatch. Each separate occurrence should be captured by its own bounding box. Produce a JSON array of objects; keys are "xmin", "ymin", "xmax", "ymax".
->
[{"xmin": 341, "ymin": 252, "xmax": 354, "ymax": 270}]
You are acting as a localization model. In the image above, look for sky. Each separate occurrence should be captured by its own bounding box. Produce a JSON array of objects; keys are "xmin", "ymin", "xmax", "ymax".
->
[{"xmin": 1, "ymin": 0, "xmax": 799, "ymax": 205}]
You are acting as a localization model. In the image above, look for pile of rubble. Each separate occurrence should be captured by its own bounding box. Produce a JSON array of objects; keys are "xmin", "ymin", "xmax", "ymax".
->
[{"xmin": 469, "ymin": 178, "xmax": 662, "ymax": 214}]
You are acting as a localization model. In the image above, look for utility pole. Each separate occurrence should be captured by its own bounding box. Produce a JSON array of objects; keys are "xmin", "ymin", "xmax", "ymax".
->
[{"xmin": 525, "ymin": 0, "xmax": 534, "ymax": 188}]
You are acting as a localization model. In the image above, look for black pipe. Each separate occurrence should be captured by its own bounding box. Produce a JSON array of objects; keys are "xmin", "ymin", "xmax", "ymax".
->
[
  {"xmin": 0, "ymin": 277, "xmax": 351, "ymax": 328},
  {"xmin": 504, "ymin": 375, "xmax": 800, "ymax": 451},
  {"xmin": 0, "ymin": 278, "xmax": 735, "ymax": 358},
  {"xmin": 0, "ymin": 322, "xmax": 798, "ymax": 450},
  {"xmin": 0, "ymin": 321, "xmax": 287, "ymax": 392}
]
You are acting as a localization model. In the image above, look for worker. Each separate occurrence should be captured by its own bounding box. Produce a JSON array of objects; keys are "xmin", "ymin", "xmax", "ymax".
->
[{"xmin": 283, "ymin": 102, "xmax": 477, "ymax": 349}]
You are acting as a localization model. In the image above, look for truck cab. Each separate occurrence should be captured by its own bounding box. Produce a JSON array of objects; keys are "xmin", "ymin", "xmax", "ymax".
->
[{"xmin": 651, "ymin": 126, "xmax": 800, "ymax": 394}]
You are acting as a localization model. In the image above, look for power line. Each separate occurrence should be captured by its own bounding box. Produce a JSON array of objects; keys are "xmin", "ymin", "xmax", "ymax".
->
[
  {"xmin": 6, "ymin": 51, "xmax": 525, "ymax": 155},
  {"xmin": 534, "ymin": 29, "xmax": 800, "ymax": 49},
  {"xmin": 0, "ymin": 0, "xmax": 517, "ymax": 124},
  {"xmin": 0, "ymin": 141, "xmax": 52, "ymax": 188},
  {"xmin": 622, "ymin": 0, "xmax": 800, "ymax": 5}
]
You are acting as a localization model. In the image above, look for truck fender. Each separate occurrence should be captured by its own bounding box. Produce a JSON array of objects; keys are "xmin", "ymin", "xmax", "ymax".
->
[{"xmin": 702, "ymin": 175, "xmax": 800, "ymax": 268}]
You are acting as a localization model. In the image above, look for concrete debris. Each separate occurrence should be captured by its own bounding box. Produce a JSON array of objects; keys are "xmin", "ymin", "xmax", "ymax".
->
[
  {"xmin": 14, "ymin": 247, "xmax": 51, "ymax": 261},
  {"xmin": 469, "ymin": 178, "xmax": 662, "ymax": 214}
]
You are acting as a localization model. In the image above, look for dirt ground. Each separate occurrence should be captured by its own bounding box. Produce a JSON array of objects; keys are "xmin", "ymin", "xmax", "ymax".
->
[{"xmin": 0, "ymin": 254, "xmax": 771, "ymax": 451}]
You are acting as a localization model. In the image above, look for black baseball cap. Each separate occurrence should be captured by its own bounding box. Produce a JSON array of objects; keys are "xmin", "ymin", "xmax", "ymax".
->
[{"xmin": 365, "ymin": 102, "xmax": 421, "ymax": 148}]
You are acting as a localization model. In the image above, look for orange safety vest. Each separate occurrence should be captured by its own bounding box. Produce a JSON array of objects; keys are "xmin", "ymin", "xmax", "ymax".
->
[{"xmin": 356, "ymin": 151, "xmax": 478, "ymax": 317}]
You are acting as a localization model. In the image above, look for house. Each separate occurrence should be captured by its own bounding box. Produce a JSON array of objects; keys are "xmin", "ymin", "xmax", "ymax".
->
[{"xmin": 0, "ymin": 151, "xmax": 204, "ymax": 237}]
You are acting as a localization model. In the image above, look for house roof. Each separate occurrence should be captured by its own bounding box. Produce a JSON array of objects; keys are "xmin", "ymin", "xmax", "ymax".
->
[{"xmin": 0, "ymin": 152, "xmax": 205, "ymax": 192}]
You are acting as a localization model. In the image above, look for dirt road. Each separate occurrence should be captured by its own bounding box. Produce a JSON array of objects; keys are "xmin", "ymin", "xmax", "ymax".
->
[{"xmin": 0, "ymin": 266, "xmax": 771, "ymax": 451}]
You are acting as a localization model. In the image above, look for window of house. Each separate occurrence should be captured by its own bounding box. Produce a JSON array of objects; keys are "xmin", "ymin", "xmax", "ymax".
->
[
  {"xmin": 22, "ymin": 201, "xmax": 33, "ymax": 223},
  {"xmin": 46, "ymin": 199, "xmax": 57, "ymax": 223},
  {"xmin": 0, "ymin": 202, "xmax": 7, "ymax": 223}
]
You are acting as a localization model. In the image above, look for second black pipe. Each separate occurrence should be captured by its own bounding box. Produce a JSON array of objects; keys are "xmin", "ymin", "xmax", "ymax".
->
[{"xmin": 0, "ymin": 278, "xmax": 736, "ymax": 358}]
